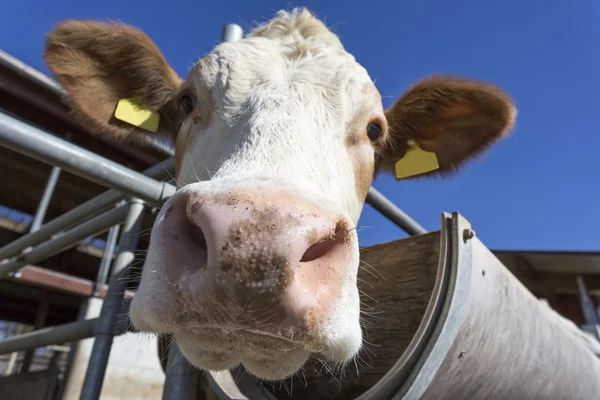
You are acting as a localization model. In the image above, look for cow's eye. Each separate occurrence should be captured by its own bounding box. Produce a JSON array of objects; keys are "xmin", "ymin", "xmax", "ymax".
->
[
  {"xmin": 367, "ymin": 123, "xmax": 382, "ymax": 141},
  {"xmin": 181, "ymin": 94, "xmax": 196, "ymax": 115}
]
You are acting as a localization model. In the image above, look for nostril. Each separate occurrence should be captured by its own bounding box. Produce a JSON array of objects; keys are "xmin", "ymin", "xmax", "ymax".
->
[
  {"xmin": 173, "ymin": 198, "xmax": 208, "ymax": 271},
  {"xmin": 184, "ymin": 199, "xmax": 208, "ymax": 250},
  {"xmin": 300, "ymin": 224, "xmax": 347, "ymax": 263},
  {"xmin": 188, "ymin": 223, "xmax": 207, "ymax": 250}
]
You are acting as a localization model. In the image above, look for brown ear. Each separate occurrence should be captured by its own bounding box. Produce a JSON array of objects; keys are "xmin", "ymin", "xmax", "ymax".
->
[
  {"xmin": 378, "ymin": 75, "xmax": 516, "ymax": 179},
  {"xmin": 44, "ymin": 20, "xmax": 183, "ymax": 143}
]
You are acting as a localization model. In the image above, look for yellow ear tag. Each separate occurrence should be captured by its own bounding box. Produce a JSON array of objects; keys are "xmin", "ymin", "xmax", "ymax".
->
[
  {"xmin": 114, "ymin": 98, "xmax": 160, "ymax": 133},
  {"xmin": 394, "ymin": 140, "xmax": 440, "ymax": 180}
]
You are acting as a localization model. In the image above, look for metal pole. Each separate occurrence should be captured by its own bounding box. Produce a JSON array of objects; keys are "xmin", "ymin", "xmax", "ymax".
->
[
  {"xmin": 0, "ymin": 158, "xmax": 174, "ymax": 262},
  {"xmin": 221, "ymin": 24, "xmax": 243, "ymax": 42},
  {"xmin": 43, "ymin": 351, "xmax": 61, "ymax": 400},
  {"xmin": 576, "ymin": 276, "xmax": 599, "ymax": 325},
  {"xmin": 4, "ymin": 324, "xmax": 24, "ymax": 375},
  {"xmin": 79, "ymin": 199, "xmax": 146, "ymax": 400},
  {"xmin": 0, "ymin": 49, "xmax": 65, "ymax": 97},
  {"xmin": 20, "ymin": 294, "xmax": 51, "ymax": 372},
  {"xmin": 366, "ymin": 187, "xmax": 427, "ymax": 236},
  {"xmin": 30, "ymin": 166, "xmax": 62, "ymax": 233},
  {"xmin": 0, "ymin": 319, "xmax": 97, "ymax": 355},
  {"xmin": 55, "ymin": 299, "xmax": 89, "ymax": 400},
  {"xmin": 0, "ymin": 205, "xmax": 128, "ymax": 278},
  {"xmin": 94, "ymin": 223, "xmax": 120, "ymax": 292},
  {"xmin": 0, "ymin": 49, "xmax": 175, "ymax": 158},
  {"xmin": 0, "ymin": 111, "xmax": 175, "ymax": 207},
  {"xmin": 162, "ymin": 342, "xmax": 199, "ymax": 400},
  {"xmin": 576, "ymin": 276, "xmax": 600, "ymax": 341}
]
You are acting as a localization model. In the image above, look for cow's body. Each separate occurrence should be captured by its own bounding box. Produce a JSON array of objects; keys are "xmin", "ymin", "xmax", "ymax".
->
[{"xmin": 43, "ymin": 8, "xmax": 516, "ymax": 385}]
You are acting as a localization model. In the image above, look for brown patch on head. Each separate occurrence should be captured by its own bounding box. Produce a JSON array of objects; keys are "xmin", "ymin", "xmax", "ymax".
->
[
  {"xmin": 345, "ymin": 84, "xmax": 387, "ymax": 202},
  {"xmin": 44, "ymin": 20, "xmax": 183, "ymax": 145},
  {"xmin": 378, "ymin": 75, "xmax": 516, "ymax": 179}
]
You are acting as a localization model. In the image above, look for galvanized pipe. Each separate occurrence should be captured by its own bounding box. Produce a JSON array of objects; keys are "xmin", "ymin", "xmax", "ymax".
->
[
  {"xmin": 94, "ymin": 223, "xmax": 121, "ymax": 291},
  {"xmin": 0, "ymin": 49, "xmax": 65, "ymax": 97},
  {"xmin": 0, "ymin": 318, "xmax": 97, "ymax": 355},
  {"xmin": 29, "ymin": 166, "xmax": 62, "ymax": 233},
  {"xmin": 366, "ymin": 187, "xmax": 427, "ymax": 236},
  {"xmin": 162, "ymin": 342, "xmax": 200, "ymax": 400},
  {"xmin": 0, "ymin": 111, "xmax": 175, "ymax": 207},
  {"xmin": 577, "ymin": 276, "xmax": 599, "ymax": 326},
  {"xmin": 221, "ymin": 24, "xmax": 244, "ymax": 42},
  {"xmin": 0, "ymin": 157, "xmax": 174, "ymax": 262},
  {"xmin": 20, "ymin": 294, "xmax": 51, "ymax": 372},
  {"xmin": 79, "ymin": 199, "xmax": 146, "ymax": 400},
  {"xmin": 0, "ymin": 205, "xmax": 128, "ymax": 279}
]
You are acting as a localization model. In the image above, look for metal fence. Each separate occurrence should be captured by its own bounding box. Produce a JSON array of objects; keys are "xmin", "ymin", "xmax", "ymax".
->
[{"xmin": 0, "ymin": 23, "xmax": 427, "ymax": 400}]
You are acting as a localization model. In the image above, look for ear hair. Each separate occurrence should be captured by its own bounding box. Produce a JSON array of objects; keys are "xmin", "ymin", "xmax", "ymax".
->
[{"xmin": 378, "ymin": 75, "xmax": 516, "ymax": 179}]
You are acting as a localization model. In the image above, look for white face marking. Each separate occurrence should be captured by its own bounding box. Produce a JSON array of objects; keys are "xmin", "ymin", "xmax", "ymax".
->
[
  {"xmin": 178, "ymin": 35, "xmax": 380, "ymax": 220},
  {"xmin": 130, "ymin": 10, "xmax": 385, "ymax": 380}
]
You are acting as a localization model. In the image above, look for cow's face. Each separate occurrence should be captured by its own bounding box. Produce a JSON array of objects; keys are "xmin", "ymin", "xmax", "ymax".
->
[{"xmin": 44, "ymin": 8, "xmax": 515, "ymax": 380}]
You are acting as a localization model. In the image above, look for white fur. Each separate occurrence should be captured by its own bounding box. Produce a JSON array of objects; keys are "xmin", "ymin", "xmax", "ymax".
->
[{"xmin": 130, "ymin": 9, "xmax": 381, "ymax": 380}]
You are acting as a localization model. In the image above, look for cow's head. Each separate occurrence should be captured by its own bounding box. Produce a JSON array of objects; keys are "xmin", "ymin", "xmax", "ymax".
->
[{"xmin": 44, "ymin": 8, "xmax": 515, "ymax": 380}]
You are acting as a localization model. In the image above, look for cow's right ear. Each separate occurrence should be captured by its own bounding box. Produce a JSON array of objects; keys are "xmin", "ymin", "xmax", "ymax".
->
[{"xmin": 44, "ymin": 20, "xmax": 184, "ymax": 143}]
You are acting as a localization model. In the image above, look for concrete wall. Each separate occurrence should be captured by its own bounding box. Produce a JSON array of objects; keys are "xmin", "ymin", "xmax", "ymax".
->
[{"xmin": 62, "ymin": 298, "xmax": 165, "ymax": 400}]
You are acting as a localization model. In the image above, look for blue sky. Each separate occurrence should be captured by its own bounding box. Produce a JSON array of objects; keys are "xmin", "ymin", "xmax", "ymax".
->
[{"xmin": 1, "ymin": 0, "xmax": 599, "ymax": 251}]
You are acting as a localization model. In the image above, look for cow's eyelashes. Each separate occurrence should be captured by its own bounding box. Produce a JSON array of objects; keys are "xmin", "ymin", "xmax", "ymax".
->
[{"xmin": 181, "ymin": 94, "xmax": 196, "ymax": 115}]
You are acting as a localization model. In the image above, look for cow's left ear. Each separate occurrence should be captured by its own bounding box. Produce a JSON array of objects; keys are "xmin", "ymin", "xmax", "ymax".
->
[
  {"xmin": 44, "ymin": 20, "xmax": 183, "ymax": 144},
  {"xmin": 377, "ymin": 75, "xmax": 516, "ymax": 180}
]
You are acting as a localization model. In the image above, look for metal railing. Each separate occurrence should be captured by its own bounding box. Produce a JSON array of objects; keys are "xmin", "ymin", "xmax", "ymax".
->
[{"xmin": 0, "ymin": 22, "xmax": 429, "ymax": 400}]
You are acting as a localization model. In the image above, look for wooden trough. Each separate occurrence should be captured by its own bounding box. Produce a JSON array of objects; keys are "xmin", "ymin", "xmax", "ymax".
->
[{"xmin": 204, "ymin": 212, "xmax": 600, "ymax": 400}]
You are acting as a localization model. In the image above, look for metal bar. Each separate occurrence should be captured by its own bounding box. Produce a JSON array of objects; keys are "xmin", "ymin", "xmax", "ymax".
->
[
  {"xmin": 43, "ymin": 351, "xmax": 61, "ymax": 400},
  {"xmin": 576, "ymin": 276, "xmax": 600, "ymax": 342},
  {"xmin": 79, "ymin": 199, "xmax": 146, "ymax": 400},
  {"xmin": 30, "ymin": 166, "xmax": 62, "ymax": 233},
  {"xmin": 0, "ymin": 205, "xmax": 128, "ymax": 279},
  {"xmin": 221, "ymin": 24, "xmax": 244, "ymax": 42},
  {"xmin": 0, "ymin": 49, "xmax": 65, "ymax": 97},
  {"xmin": 0, "ymin": 157, "xmax": 173, "ymax": 262},
  {"xmin": 20, "ymin": 294, "xmax": 51, "ymax": 372},
  {"xmin": 162, "ymin": 342, "xmax": 200, "ymax": 400},
  {"xmin": 4, "ymin": 324, "xmax": 24, "ymax": 375},
  {"xmin": 366, "ymin": 187, "xmax": 427, "ymax": 236},
  {"xmin": 0, "ymin": 318, "xmax": 97, "ymax": 355},
  {"xmin": 94, "ymin": 223, "xmax": 120, "ymax": 291},
  {"xmin": 55, "ymin": 298, "xmax": 89, "ymax": 400},
  {"xmin": 0, "ymin": 49, "xmax": 176, "ymax": 157},
  {"xmin": 0, "ymin": 111, "xmax": 176, "ymax": 207}
]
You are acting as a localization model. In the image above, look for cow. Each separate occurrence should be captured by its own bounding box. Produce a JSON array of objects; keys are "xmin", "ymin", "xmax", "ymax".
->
[{"xmin": 43, "ymin": 6, "xmax": 516, "ymax": 393}]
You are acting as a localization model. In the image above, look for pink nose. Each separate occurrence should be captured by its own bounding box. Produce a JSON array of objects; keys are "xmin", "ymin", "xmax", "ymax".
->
[{"xmin": 156, "ymin": 188, "xmax": 353, "ymax": 333}]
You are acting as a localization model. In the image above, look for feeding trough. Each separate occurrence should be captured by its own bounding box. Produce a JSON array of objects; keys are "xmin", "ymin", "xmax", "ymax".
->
[{"xmin": 204, "ymin": 212, "xmax": 600, "ymax": 400}]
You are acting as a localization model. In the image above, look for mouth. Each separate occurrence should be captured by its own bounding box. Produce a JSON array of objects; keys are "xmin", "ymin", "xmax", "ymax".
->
[
  {"xmin": 174, "ymin": 326, "xmax": 312, "ymax": 380},
  {"xmin": 241, "ymin": 327, "xmax": 305, "ymax": 345}
]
